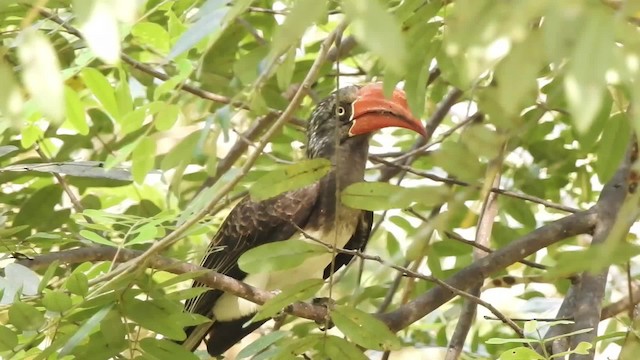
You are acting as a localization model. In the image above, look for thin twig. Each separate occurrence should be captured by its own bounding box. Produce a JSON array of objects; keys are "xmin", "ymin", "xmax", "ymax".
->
[{"xmin": 371, "ymin": 156, "xmax": 580, "ymax": 213}]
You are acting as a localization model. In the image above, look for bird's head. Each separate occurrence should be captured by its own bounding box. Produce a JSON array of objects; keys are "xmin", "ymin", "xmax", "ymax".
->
[{"xmin": 306, "ymin": 83, "xmax": 427, "ymax": 158}]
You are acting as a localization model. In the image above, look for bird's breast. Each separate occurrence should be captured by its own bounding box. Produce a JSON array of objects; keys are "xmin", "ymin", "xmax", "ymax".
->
[{"xmin": 212, "ymin": 211, "xmax": 360, "ymax": 322}]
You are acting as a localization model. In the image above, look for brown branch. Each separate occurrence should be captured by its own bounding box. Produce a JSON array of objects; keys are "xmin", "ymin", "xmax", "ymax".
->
[
  {"xmin": 378, "ymin": 209, "xmax": 597, "ymax": 332},
  {"xmin": 16, "ymin": 247, "xmax": 327, "ymax": 322},
  {"xmin": 567, "ymin": 140, "xmax": 637, "ymax": 360},
  {"xmin": 540, "ymin": 139, "xmax": 635, "ymax": 359},
  {"xmin": 600, "ymin": 282, "xmax": 640, "ymax": 320}
]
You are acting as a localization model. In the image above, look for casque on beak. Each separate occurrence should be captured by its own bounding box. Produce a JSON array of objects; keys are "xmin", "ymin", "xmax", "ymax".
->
[{"xmin": 348, "ymin": 83, "xmax": 427, "ymax": 138}]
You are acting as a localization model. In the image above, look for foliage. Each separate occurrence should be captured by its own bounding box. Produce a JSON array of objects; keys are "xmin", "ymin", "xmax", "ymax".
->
[{"xmin": 1, "ymin": 0, "xmax": 640, "ymax": 359}]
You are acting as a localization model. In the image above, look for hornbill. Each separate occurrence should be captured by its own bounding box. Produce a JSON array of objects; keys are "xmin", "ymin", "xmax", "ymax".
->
[{"xmin": 181, "ymin": 83, "xmax": 427, "ymax": 355}]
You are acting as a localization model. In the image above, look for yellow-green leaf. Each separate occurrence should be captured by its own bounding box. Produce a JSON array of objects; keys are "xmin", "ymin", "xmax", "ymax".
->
[
  {"xmin": 343, "ymin": 0, "xmax": 407, "ymax": 74},
  {"xmin": 73, "ymin": 0, "xmax": 121, "ymax": 64},
  {"xmin": 252, "ymin": 279, "xmax": 324, "ymax": 322},
  {"xmin": 332, "ymin": 305, "xmax": 401, "ymax": 351},
  {"xmin": 132, "ymin": 137, "xmax": 156, "ymax": 183},
  {"xmin": 18, "ymin": 29, "xmax": 65, "ymax": 121},
  {"xmin": 249, "ymin": 158, "xmax": 332, "ymax": 201},
  {"xmin": 64, "ymin": 86, "xmax": 89, "ymax": 135},
  {"xmin": 342, "ymin": 182, "xmax": 448, "ymax": 211},
  {"xmin": 238, "ymin": 240, "xmax": 327, "ymax": 273}
]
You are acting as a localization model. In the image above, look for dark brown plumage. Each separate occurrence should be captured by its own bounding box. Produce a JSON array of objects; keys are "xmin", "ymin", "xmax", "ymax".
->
[{"xmin": 180, "ymin": 84, "xmax": 425, "ymax": 356}]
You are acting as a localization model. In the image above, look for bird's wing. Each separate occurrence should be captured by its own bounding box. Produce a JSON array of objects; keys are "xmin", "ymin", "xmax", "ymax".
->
[
  {"xmin": 323, "ymin": 210, "xmax": 373, "ymax": 278},
  {"xmin": 182, "ymin": 184, "xmax": 320, "ymax": 344}
]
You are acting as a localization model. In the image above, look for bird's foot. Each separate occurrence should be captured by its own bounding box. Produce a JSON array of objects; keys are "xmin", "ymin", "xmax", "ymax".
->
[{"xmin": 312, "ymin": 297, "xmax": 336, "ymax": 330}]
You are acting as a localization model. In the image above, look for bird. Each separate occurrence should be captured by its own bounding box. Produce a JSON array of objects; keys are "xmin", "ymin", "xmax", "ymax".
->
[{"xmin": 180, "ymin": 83, "xmax": 427, "ymax": 356}]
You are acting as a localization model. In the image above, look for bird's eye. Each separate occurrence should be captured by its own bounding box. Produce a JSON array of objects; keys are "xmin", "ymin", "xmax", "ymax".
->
[{"xmin": 337, "ymin": 106, "xmax": 346, "ymax": 116}]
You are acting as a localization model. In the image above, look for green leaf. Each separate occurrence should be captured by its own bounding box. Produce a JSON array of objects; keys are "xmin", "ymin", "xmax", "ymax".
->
[
  {"xmin": 80, "ymin": 230, "xmax": 114, "ymax": 247},
  {"xmin": 139, "ymin": 338, "xmax": 199, "ymax": 360},
  {"xmin": 66, "ymin": 271, "xmax": 89, "ymax": 297},
  {"xmin": 115, "ymin": 68, "xmax": 133, "ymax": 116},
  {"xmin": 126, "ymin": 222, "xmax": 158, "ymax": 246},
  {"xmin": 331, "ymin": 305, "xmax": 401, "ymax": 351},
  {"xmin": 42, "ymin": 291, "xmax": 73, "ymax": 313},
  {"xmin": 131, "ymin": 22, "xmax": 170, "ymax": 53},
  {"xmin": 123, "ymin": 298, "xmax": 186, "ymax": 340},
  {"xmin": 18, "ymin": 29, "xmax": 65, "ymax": 121},
  {"xmin": 431, "ymin": 141, "xmax": 484, "ymax": 182},
  {"xmin": 81, "ymin": 68, "xmax": 119, "ymax": 119},
  {"xmin": 132, "ymin": 137, "xmax": 156, "ymax": 183},
  {"xmin": 460, "ymin": 125, "xmax": 504, "ymax": 160},
  {"xmin": 9, "ymin": 301, "xmax": 45, "ymax": 331},
  {"xmin": 595, "ymin": 113, "xmax": 630, "ymax": 183},
  {"xmin": 73, "ymin": 0, "xmax": 120, "ymax": 64},
  {"xmin": 38, "ymin": 260, "xmax": 61, "ymax": 293},
  {"xmin": 249, "ymin": 158, "xmax": 332, "ymax": 201},
  {"xmin": 495, "ymin": 32, "xmax": 545, "ymax": 115},
  {"xmin": 277, "ymin": 47, "xmax": 296, "ymax": 90},
  {"xmin": 252, "ymin": 279, "xmax": 324, "ymax": 322},
  {"xmin": 486, "ymin": 338, "xmax": 539, "ymax": 345},
  {"xmin": 548, "ymin": 243, "xmax": 640, "ymax": 278},
  {"xmin": 343, "ymin": 0, "xmax": 407, "ymax": 74},
  {"xmin": 498, "ymin": 346, "xmax": 545, "ymax": 360},
  {"xmin": 270, "ymin": 0, "xmax": 327, "ymax": 58},
  {"xmin": 64, "ymin": 86, "xmax": 89, "ymax": 135},
  {"xmin": 572, "ymin": 341, "xmax": 593, "ymax": 355},
  {"xmin": 0, "ymin": 58, "xmax": 25, "ymax": 122},
  {"xmin": 167, "ymin": 0, "xmax": 252, "ymax": 60},
  {"xmin": 154, "ymin": 103, "xmax": 180, "ymax": 131},
  {"xmin": 238, "ymin": 240, "xmax": 328, "ymax": 273},
  {"xmin": 341, "ymin": 182, "xmax": 448, "ymax": 211},
  {"xmin": 272, "ymin": 334, "xmax": 322, "ymax": 359},
  {"xmin": 13, "ymin": 185, "xmax": 63, "ymax": 234},
  {"xmin": 564, "ymin": 8, "xmax": 614, "ymax": 134},
  {"xmin": 0, "ymin": 325, "xmax": 18, "ymax": 351},
  {"xmin": 60, "ymin": 305, "xmax": 113, "ymax": 356},
  {"xmin": 237, "ymin": 331, "xmax": 288, "ymax": 359},
  {"xmin": 322, "ymin": 335, "xmax": 368, "ymax": 360}
]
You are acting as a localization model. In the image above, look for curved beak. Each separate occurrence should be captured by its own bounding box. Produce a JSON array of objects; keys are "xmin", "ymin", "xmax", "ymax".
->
[{"xmin": 348, "ymin": 83, "xmax": 427, "ymax": 138}]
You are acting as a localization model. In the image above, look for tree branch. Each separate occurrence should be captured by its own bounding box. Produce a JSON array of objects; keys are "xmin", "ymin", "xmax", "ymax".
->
[{"xmin": 378, "ymin": 209, "xmax": 597, "ymax": 332}]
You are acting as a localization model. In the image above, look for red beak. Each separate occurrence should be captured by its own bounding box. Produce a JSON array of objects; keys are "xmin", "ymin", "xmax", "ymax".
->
[{"xmin": 348, "ymin": 83, "xmax": 427, "ymax": 138}]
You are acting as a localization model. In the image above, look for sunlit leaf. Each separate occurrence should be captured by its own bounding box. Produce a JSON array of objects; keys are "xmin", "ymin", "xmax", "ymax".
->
[
  {"xmin": 342, "ymin": 182, "xmax": 449, "ymax": 211},
  {"xmin": 270, "ymin": 0, "xmax": 327, "ymax": 58},
  {"xmin": 80, "ymin": 230, "xmax": 114, "ymax": 246},
  {"xmin": 249, "ymin": 158, "xmax": 332, "ymax": 201},
  {"xmin": 73, "ymin": 0, "xmax": 121, "ymax": 64},
  {"xmin": 252, "ymin": 279, "xmax": 324, "ymax": 322},
  {"xmin": 237, "ymin": 331, "xmax": 288, "ymax": 359},
  {"xmin": 238, "ymin": 240, "xmax": 327, "ymax": 273},
  {"xmin": 343, "ymin": 0, "xmax": 407, "ymax": 74},
  {"xmin": 42, "ymin": 291, "xmax": 73, "ymax": 313},
  {"xmin": 0, "ymin": 59, "xmax": 25, "ymax": 122},
  {"xmin": 332, "ymin": 305, "xmax": 401, "ymax": 351},
  {"xmin": 60, "ymin": 305, "xmax": 113, "ymax": 355},
  {"xmin": 167, "ymin": 0, "xmax": 253, "ymax": 60},
  {"xmin": 498, "ymin": 346, "xmax": 545, "ymax": 360},
  {"xmin": 132, "ymin": 137, "xmax": 156, "ymax": 183},
  {"xmin": 139, "ymin": 338, "xmax": 199, "ymax": 360},
  {"xmin": 9, "ymin": 301, "xmax": 45, "ymax": 331},
  {"xmin": 564, "ymin": 8, "xmax": 614, "ymax": 133},
  {"xmin": 0, "ymin": 325, "xmax": 18, "ymax": 351},
  {"xmin": 595, "ymin": 113, "xmax": 630, "ymax": 183},
  {"xmin": 18, "ymin": 29, "xmax": 65, "ymax": 121},
  {"xmin": 81, "ymin": 68, "xmax": 119, "ymax": 119}
]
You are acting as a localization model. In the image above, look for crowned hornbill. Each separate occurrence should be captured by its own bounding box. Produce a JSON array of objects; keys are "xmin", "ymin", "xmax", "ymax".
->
[{"xmin": 181, "ymin": 83, "xmax": 427, "ymax": 355}]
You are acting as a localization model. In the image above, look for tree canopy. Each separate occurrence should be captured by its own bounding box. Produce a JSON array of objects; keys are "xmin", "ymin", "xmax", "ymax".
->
[{"xmin": 1, "ymin": 0, "xmax": 640, "ymax": 359}]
